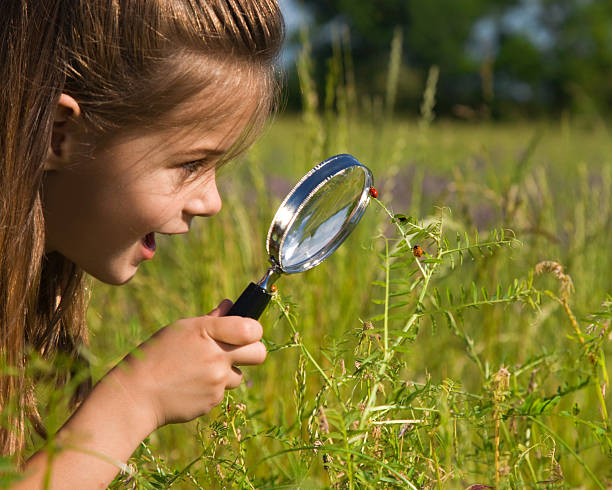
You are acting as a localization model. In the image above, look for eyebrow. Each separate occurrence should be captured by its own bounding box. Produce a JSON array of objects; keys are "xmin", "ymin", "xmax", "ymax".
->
[{"xmin": 178, "ymin": 147, "xmax": 227, "ymax": 159}]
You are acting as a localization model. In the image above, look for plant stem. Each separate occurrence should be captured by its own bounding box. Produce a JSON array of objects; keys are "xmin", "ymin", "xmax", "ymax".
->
[
  {"xmin": 383, "ymin": 237, "xmax": 390, "ymax": 355},
  {"xmin": 375, "ymin": 199, "xmax": 427, "ymax": 279},
  {"xmin": 528, "ymin": 416, "xmax": 604, "ymax": 489},
  {"xmin": 273, "ymin": 296, "xmax": 347, "ymax": 412},
  {"xmin": 359, "ymin": 203, "xmax": 439, "ymax": 433},
  {"xmin": 559, "ymin": 296, "xmax": 608, "ymax": 429}
]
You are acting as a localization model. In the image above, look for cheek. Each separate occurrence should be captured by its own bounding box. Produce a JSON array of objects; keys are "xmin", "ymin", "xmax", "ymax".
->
[{"xmin": 124, "ymin": 191, "xmax": 182, "ymax": 230}]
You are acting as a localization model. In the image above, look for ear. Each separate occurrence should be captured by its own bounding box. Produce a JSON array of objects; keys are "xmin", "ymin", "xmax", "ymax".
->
[{"xmin": 44, "ymin": 93, "xmax": 82, "ymax": 171}]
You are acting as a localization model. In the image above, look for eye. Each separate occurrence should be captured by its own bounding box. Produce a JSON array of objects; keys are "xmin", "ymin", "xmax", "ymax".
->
[{"xmin": 181, "ymin": 158, "xmax": 209, "ymax": 175}]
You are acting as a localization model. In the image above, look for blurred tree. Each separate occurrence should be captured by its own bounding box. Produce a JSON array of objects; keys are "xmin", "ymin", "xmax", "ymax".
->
[
  {"xmin": 290, "ymin": 0, "xmax": 612, "ymax": 118},
  {"xmin": 299, "ymin": 0, "xmax": 516, "ymax": 116},
  {"xmin": 541, "ymin": 0, "xmax": 612, "ymax": 117},
  {"xmin": 492, "ymin": 0, "xmax": 612, "ymax": 118}
]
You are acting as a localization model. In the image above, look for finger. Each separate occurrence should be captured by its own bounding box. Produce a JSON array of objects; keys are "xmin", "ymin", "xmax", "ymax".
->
[
  {"xmin": 219, "ymin": 341, "xmax": 267, "ymax": 366},
  {"xmin": 225, "ymin": 366, "xmax": 243, "ymax": 389},
  {"xmin": 205, "ymin": 317, "xmax": 263, "ymax": 346},
  {"xmin": 208, "ymin": 299, "xmax": 233, "ymax": 317}
]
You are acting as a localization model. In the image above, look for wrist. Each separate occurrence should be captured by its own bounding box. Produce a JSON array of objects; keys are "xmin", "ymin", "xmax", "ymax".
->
[
  {"xmin": 19, "ymin": 365, "xmax": 159, "ymax": 489},
  {"xmin": 97, "ymin": 364, "xmax": 160, "ymax": 439},
  {"xmin": 58, "ymin": 365, "xmax": 158, "ymax": 463}
]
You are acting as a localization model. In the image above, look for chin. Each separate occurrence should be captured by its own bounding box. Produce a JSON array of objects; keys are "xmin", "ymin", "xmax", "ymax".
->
[
  {"xmin": 89, "ymin": 265, "xmax": 138, "ymax": 286},
  {"xmin": 106, "ymin": 274, "xmax": 136, "ymax": 286}
]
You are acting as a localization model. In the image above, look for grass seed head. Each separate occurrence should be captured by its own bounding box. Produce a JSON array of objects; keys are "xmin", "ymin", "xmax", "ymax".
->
[
  {"xmin": 493, "ymin": 366, "xmax": 511, "ymax": 403},
  {"xmin": 535, "ymin": 260, "xmax": 574, "ymax": 301},
  {"xmin": 317, "ymin": 406, "xmax": 329, "ymax": 434}
]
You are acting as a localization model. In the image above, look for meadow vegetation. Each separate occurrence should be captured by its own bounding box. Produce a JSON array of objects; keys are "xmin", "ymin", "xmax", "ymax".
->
[{"xmin": 5, "ymin": 31, "xmax": 612, "ymax": 489}]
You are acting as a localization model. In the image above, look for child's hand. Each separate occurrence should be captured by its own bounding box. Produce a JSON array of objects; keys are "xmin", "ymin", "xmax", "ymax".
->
[{"xmin": 108, "ymin": 299, "xmax": 265, "ymax": 429}]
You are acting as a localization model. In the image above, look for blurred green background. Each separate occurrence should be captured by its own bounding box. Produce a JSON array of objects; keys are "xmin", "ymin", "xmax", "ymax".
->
[{"xmin": 279, "ymin": 0, "xmax": 612, "ymax": 120}]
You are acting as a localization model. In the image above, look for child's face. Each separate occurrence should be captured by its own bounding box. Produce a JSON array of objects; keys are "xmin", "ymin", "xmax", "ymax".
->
[{"xmin": 43, "ymin": 98, "xmax": 253, "ymax": 285}]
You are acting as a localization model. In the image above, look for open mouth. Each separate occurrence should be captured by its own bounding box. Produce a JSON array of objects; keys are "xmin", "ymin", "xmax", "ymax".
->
[{"xmin": 142, "ymin": 232, "xmax": 156, "ymax": 252}]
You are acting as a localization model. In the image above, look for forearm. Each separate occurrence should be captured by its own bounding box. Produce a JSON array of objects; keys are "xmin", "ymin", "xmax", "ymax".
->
[{"xmin": 15, "ymin": 369, "xmax": 156, "ymax": 489}]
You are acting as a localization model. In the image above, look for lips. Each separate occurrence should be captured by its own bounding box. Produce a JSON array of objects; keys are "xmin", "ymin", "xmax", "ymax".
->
[{"xmin": 142, "ymin": 232, "xmax": 156, "ymax": 252}]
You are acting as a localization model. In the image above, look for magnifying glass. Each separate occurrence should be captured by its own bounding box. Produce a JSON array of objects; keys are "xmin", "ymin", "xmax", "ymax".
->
[{"xmin": 227, "ymin": 154, "xmax": 374, "ymax": 319}]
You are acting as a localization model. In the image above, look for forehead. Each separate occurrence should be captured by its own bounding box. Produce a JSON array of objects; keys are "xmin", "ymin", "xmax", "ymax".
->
[
  {"xmin": 87, "ymin": 57, "xmax": 271, "ymax": 176},
  {"xmin": 109, "ymin": 76, "xmax": 261, "ymax": 166},
  {"xmin": 160, "ymin": 61, "xmax": 270, "ymax": 153},
  {"xmin": 162, "ymin": 69, "xmax": 261, "ymax": 140}
]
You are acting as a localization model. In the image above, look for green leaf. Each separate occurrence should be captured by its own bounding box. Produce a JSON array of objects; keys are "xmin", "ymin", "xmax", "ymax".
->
[
  {"xmin": 433, "ymin": 288, "xmax": 442, "ymax": 307},
  {"xmin": 519, "ymin": 395, "xmax": 562, "ymax": 415},
  {"xmin": 390, "ymin": 261, "xmax": 413, "ymax": 270}
]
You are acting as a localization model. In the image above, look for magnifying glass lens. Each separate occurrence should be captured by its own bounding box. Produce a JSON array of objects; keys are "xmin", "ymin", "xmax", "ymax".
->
[
  {"xmin": 227, "ymin": 154, "xmax": 373, "ymax": 319},
  {"xmin": 281, "ymin": 166, "xmax": 366, "ymax": 269}
]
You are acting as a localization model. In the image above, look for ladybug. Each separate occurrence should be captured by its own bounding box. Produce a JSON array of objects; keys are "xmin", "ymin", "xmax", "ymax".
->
[
  {"xmin": 270, "ymin": 285, "xmax": 278, "ymax": 293},
  {"xmin": 368, "ymin": 187, "xmax": 378, "ymax": 198},
  {"xmin": 413, "ymin": 245, "xmax": 424, "ymax": 257}
]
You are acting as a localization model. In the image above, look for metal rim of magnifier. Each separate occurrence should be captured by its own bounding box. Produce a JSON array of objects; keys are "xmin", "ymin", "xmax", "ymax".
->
[{"xmin": 266, "ymin": 154, "xmax": 373, "ymax": 274}]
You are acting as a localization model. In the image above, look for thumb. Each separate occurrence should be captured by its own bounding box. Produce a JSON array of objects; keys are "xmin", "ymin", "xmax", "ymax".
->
[{"xmin": 208, "ymin": 299, "xmax": 233, "ymax": 317}]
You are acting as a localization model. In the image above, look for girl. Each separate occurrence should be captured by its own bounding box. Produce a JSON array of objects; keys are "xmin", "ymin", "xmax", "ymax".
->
[{"xmin": 1, "ymin": 0, "xmax": 284, "ymax": 487}]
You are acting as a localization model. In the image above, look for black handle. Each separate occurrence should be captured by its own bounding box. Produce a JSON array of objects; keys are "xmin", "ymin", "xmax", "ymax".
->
[{"xmin": 227, "ymin": 282, "xmax": 272, "ymax": 319}]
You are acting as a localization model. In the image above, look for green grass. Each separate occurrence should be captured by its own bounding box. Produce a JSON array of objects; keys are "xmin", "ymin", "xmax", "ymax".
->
[{"xmin": 76, "ymin": 112, "xmax": 612, "ymax": 488}]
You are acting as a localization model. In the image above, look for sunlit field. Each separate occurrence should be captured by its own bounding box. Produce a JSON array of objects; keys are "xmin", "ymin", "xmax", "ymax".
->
[
  {"xmin": 76, "ymin": 105, "xmax": 612, "ymax": 489},
  {"xmin": 10, "ymin": 43, "xmax": 611, "ymax": 488}
]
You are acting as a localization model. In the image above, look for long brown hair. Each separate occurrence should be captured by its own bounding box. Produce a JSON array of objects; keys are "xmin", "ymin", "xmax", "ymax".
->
[{"xmin": 0, "ymin": 0, "xmax": 284, "ymax": 462}]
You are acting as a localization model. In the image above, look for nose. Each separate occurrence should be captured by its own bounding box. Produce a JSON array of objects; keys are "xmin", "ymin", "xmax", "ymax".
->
[{"xmin": 184, "ymin": 172, "xmax": 222, "ymax": 219}]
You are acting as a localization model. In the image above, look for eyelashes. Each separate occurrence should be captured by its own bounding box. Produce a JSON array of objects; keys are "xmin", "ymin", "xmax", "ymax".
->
[
  {"xmin": 176, "ymin": 156, "xmax": 221, "ymax": 188},
  {"xmin": 179, "ymin": 157, "xmax": 220, "ymax": 184},
  {"xmin": 181, "ymin": 158, "xmax": 210, "ymax": 174}
]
